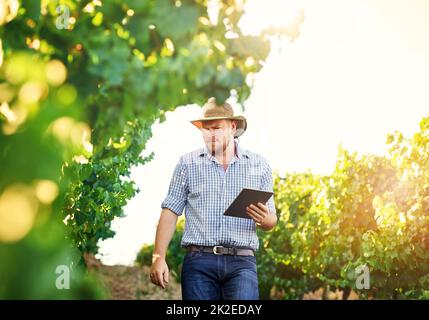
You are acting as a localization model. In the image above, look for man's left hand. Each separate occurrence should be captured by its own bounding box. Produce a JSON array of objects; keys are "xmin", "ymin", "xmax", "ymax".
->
[{"xmin": 246, "ymin": 202, "xmax": 270, "ymax": 226}]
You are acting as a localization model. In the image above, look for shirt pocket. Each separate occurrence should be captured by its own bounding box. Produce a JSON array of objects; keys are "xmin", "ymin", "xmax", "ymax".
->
[
  {"xmin": 188, "ymin": 170, "xmax": 211, "ymax": 201},
  {"xmin": 242, "ymin": 168, "xmax": 261, "ymax": 190}
]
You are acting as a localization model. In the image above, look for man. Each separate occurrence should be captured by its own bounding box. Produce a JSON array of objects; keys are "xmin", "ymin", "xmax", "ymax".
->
[{"xmin": 150, "ymin": 97, "xmax": 278, "ymax": 300}]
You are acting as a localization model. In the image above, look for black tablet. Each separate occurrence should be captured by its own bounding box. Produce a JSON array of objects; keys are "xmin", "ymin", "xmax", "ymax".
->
[{"xmin": 223, "ymin": 188, "xmax": 274, "ymax": 219}]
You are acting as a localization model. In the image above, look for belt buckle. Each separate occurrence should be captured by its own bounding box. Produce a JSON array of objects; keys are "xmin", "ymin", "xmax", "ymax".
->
[{"xmin": 213, "ymin": 245, "xmax": 224, "ymax": 255}]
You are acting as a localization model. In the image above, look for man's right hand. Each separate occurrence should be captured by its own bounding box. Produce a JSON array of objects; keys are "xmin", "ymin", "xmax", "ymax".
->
[{"xmin": 150, "ymin": 255, "xmax": 169, "ymax": 289}]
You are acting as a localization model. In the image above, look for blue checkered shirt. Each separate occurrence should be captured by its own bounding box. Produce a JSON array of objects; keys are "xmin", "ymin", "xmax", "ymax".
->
[{"xmin": 161, "ymin": 140, "xmax": 276, "ymax": 251}]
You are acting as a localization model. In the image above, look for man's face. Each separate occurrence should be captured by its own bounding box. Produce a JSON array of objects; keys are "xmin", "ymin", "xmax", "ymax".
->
[{"xmin": 200, "ymin": 119, "xmax": 237, "ymax": 157}]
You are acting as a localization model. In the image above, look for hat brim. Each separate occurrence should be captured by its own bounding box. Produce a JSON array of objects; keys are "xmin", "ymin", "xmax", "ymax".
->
[{"xmin": 190, "ymin": 116, "xmax": 247, "ymax": 138}]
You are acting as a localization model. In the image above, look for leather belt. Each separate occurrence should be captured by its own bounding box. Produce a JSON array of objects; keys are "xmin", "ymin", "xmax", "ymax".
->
[{"xmin": 185, "ymin": 245, "xmax": 255, "ymax": 256}]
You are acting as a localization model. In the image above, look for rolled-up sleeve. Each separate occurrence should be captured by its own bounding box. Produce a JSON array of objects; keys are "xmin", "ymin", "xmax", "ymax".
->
[
  {"xmin": 260, "ymin": 161, "xmax": 277, "ymax": 217},
  {"xmin": 161, "ymin": 157, "xmax": 188, "ymax": 216}
]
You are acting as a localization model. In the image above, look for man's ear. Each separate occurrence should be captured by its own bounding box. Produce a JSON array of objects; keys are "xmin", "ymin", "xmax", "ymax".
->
[{"xmin": 231, "ymin": 120, "xmax": 237, "ymax": 133}]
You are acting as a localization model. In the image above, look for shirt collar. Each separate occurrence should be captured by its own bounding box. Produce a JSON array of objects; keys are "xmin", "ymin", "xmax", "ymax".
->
[{"xmin": 199, "ymin": 139, "xmax": 249, "ymax": 160}]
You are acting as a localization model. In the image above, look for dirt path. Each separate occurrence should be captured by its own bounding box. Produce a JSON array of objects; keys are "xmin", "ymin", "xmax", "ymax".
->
[{"xmin": 84, "ymin": 254, "xmax": 181, "ymax": 300}]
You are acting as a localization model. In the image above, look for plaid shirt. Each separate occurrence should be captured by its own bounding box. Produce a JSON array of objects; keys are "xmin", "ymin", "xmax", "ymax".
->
[{"xmin": 161, "ymin": 139, "xmax": 276, "ymax": 251}]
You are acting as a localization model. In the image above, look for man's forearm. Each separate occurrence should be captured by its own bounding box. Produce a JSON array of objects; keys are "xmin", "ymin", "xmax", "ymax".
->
[
  {"xmin": 257, "ymin": 212, "xmax": 278, "ymax": 231},
  {"xmin": 152, "ymin": 208, "xmax": 178, "ymax": 262}
]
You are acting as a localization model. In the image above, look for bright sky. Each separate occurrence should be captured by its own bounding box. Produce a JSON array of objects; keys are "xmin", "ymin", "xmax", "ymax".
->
[{"xmin": 97, "ymin": 0, "xmax": 429, "ymax": 265}]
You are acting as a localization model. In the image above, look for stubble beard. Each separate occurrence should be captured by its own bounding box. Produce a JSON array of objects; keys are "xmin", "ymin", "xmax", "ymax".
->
[{"xmin": 209, "ymin": 136, "xmax": 231, "ymax": 165}]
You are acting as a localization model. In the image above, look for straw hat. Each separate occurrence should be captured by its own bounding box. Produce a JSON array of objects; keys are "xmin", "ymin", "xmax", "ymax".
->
[{"xmin": 190, "ymin": 97, "xmax": 247, "ymax": 138}]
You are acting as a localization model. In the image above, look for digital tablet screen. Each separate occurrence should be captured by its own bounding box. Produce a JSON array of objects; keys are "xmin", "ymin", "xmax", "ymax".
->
[{"xmin": 223, "ymin": 188, "xmax": 274, "ymax": 219}]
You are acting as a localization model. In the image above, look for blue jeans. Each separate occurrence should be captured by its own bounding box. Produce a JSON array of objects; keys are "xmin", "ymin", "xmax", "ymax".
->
[{"xmin": 181, "ymin": 251, "xmax": 259, "ymax": 300}]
